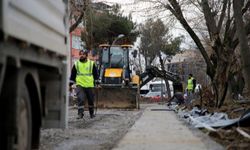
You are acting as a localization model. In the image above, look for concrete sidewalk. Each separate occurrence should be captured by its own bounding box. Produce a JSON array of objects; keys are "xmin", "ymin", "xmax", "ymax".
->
[{"xmin": 113, "ymin": 104, "xmax": 223, "ymax": 150}]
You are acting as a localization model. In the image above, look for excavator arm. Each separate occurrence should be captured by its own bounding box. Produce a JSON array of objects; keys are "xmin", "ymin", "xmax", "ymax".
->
[{"xmin": 139, "ymin": 66, "xmax": 179, "ymax": 88}]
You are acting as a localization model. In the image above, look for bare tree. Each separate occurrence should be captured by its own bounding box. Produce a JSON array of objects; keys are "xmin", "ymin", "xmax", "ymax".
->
[{"xmin": 136, "ymin": 0, "xmax": 250, "ymax": 107}]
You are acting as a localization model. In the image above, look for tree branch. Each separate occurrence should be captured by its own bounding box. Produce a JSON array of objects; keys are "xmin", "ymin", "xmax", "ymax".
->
[
  {"xmin": 166, "ymin": 0, "xmax": 215, "ymax": 78},
  {"xmin": 242, "ymin": 0, "xmax": 250, "ymax": 14},
  {"xmin": 69, "ymin": 13, "xmax": 84, "ymax": 33},
  {"xmin": 227, "ymin": 0, "xmax": 250, "ymax": 48},
  {"xmin": 223, "ymin": 0, "xmax": 236, "ymax": 47},
  {"xmin": 233, "ymin": 0, "xmax": 250, "ymax": 94},
  {"xmin": 201, "ymin": 0, "xmax": 219, "ymax": 38},
  {"xmin": 232, "ymin": 20, "xmax": 250, "ymax": 49},
  {"xmin": 218, "ymin": 0, "xmax": 228, "ymax": 32}
]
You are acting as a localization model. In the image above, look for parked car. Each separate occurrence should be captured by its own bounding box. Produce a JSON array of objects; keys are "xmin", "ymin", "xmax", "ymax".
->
[
  {"xmin": 140, "ymin": 89, "xmax": 149, "ymax": 98},
  {"xmin": 144, "ymin": 91, "xmax": 165, "ymax": 102}
]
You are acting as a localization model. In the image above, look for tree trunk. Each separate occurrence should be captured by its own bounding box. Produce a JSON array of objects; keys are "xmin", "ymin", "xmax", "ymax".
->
[
  {"xmin": 213, "ymin": 59, "xmax": 230, "ymax": 107},
  {"xmin": 233, "ymin": 0, "xmax": 250, "ymax": 95},
  {"xmin": 200, "ymin": 0, "xmax": 235, "ymax": 108},
  {"xmin": 210, "ymin": 34, "xmax": 233, "ymax": 108},
  {"xmin": 158, "ymin": 53, "xmax": 171, "ymax": 98}
]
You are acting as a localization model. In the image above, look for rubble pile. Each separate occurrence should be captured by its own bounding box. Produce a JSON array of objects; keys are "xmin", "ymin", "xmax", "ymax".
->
[{"xmin": 168, "ymin": 93, "xmax": 250, "ymax": 149}]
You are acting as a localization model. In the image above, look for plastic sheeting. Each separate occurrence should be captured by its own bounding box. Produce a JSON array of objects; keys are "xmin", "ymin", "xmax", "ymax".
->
[{"xmin": 169, "ymin": 104, "xmax": 250, "ymax": 129}]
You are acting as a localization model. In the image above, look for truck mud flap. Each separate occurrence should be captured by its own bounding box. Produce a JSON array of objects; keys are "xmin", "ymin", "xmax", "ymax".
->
[{"xmin": 94, "ymin": 87, "xmax": 138, "ymax": 109}]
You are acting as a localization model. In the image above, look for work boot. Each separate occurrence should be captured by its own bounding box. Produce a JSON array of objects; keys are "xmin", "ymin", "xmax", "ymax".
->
[
  {"xmin": 89, "ymin": 108, "xmax": 95, "ymax": 118},
  {"xmin": 77, "ymin": 113, "xmax": 84, "ymax": 119},
  {"xmin": 90, "ymin": 114, "xmax": 95, "ymax": 119}
]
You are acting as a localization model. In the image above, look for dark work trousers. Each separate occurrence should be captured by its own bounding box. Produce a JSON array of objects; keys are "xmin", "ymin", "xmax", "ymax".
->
[
  {"xmin": 186, "ymin": 90, "xmax": 193, "ymax": 105},
  {"xmin": 76, "ymin": 85, "xmax": 95, "ymax": 116}
]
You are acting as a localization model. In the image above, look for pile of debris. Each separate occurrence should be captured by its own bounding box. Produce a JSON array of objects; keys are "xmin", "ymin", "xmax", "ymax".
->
[{"xmin": 168, "ymin": 93, "xmax": 250, "ymax": 149}]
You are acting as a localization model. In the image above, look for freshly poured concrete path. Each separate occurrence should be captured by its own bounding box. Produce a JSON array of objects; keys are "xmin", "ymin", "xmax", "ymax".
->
[{"xmin": 113, "ymin": 104, "xmax": 223, "ymax": 150}]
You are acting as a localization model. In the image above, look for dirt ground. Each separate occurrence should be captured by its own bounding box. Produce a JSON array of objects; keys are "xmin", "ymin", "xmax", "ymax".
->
[
  {"xmin": 206, "ymin": 101, "xmax": 250, "ymax": 150},
  {"xmin": 40, "ymin": 100, "xmax": 250, "ymax": 150},
  {"xmin": 207, "ymin": 127, "xmax": 250, "ymax": 150},
  {"xmin": 39, "ymin": 107, "xmax": 143, "ymax": 150}
]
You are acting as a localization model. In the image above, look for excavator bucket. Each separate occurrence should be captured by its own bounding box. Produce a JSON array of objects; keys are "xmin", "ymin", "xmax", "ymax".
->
[{"xmin": 95, "ymin": 86, "xmax": 139, "ymax": 109}]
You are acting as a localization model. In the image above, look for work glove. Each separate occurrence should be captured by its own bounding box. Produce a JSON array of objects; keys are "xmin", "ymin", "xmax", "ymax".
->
[
  {"xmin": 95, "ymin": 80, "xmax": 101, "ymax": 88},
  {"xmin": 69, "ymin": 82, "xmax": 75, "ymax": 92},
  {"xmin": 95, "ymin": 80, "xmax": 100, "ymax": 85}
]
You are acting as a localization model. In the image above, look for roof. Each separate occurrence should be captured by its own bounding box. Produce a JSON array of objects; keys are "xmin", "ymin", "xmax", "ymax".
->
[{"xmin": 121, "ymin": 44, "xmax": 133, "ymax": 48}]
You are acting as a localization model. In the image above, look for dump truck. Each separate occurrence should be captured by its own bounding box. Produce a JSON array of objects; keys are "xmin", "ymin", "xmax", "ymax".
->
[
  {"xmin": 0, "ymin": 0, "xmax": 68, "ymax": 149},
  {"xmin": 97, "ymin": 44, "xmax": 139, "ymax": 109}
]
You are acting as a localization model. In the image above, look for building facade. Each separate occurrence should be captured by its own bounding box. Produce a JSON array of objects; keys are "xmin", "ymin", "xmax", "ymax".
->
[
  {"xmin": 166, "ymin": 50, "xmax": 209, "ymax": 87},
  {"xmin": 70, "ymin": 25, "xmax": 85, "ymax": 67}
]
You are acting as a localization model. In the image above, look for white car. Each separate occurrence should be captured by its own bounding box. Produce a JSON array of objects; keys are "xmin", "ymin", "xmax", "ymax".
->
[
  {"xmin": 195, "ymin": 84, "xmax": 202, "ymax": 93},
  {"xmin": 144, "ymin": 91, "xmax": 165, "ymax": 98}
]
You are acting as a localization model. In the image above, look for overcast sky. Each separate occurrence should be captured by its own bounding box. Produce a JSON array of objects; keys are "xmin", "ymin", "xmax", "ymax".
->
[{"xmin": 93, "ymin": 0, "xmax": 148, "ymax": 23}]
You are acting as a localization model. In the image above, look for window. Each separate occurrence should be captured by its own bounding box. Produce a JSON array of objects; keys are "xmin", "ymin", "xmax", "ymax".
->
[
  {"xmin": 72, "ymin": 35, "xmax": 84, "ymax": 50},
  {"xmin": 150, "ymin": 84, "xmax": 166, "ymax": 92}
]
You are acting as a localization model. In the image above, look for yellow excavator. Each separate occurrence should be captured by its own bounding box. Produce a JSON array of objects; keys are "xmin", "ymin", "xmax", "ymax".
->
[
  {"xmin": 96, "ymin": 44, "xmax": 140, "ymax": 109},
  {"xmin": 96, "ymin": 44, "xmax": 182, "ymax": 109}
]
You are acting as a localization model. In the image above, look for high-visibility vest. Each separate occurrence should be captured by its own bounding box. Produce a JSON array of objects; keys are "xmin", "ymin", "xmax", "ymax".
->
[
  {"xmin": 75, "ymin": 59, "xmax": 94, "ymax": 88},
  {"xmin": 187, "ymin": 77, "xmax": 194, "ymax": 91}
]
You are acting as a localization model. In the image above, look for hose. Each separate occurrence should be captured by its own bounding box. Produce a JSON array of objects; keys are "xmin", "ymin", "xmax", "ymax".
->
[{"xmin": 95, "ymin": 87, "xmax": 99, "ymax": 115}]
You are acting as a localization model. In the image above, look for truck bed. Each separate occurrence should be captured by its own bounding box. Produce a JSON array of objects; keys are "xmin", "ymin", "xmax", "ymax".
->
[{"xmin": 0, "ymin": 0, "xmax": 68, "ymax": 56}]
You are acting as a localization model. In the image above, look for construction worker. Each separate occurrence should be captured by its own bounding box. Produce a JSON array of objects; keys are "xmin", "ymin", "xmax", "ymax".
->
[
  {"xmin": 186, "ymin": 74, "xmax": 196, "ymax": 104},
  {"xmin": 168, "ymin": 92, "xmax": 184, "ymax": 105},
  {"xmin": 173, "ymin": 76, "xmax": 183, "ymax": 94},
  {"xmin": 69, "ymin": 49, "xmax": 99, "ymax": 119},
  {"xmin": 168, "ymin": 76, "xmax": 184, "ymax": 105}
]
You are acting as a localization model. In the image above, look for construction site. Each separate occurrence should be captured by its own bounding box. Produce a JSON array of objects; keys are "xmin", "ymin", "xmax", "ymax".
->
[
  {"xmin": 1, "ymin": 0, "xmax": 250, "ymax": 150},
  {"xmin": 39, "ymin": 85, "xmax": 250, "ymax": 150}
]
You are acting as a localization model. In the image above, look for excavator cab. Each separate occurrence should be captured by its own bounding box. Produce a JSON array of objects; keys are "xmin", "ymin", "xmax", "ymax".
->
[
  {"xmin": 99, "ymin": 44, "xmax": 131, "ymax": 86},
  {"xmin": 96, "ymin": 44, "xmax": 139, "ymax": 109}
]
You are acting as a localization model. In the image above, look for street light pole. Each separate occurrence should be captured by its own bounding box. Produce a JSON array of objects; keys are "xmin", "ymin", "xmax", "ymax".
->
[
  {"xmin": 108, "ymin": 34, "xmax": 125, "ymax": 68},
  {"xmin": 112, "ymin": 34, "xmax": 125, "ymax": 45}
]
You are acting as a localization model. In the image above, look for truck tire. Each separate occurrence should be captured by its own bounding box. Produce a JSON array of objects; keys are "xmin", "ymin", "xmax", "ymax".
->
[
  {"xmin": 17, "ymin": 85, "xmax": 32, "ymax": 150},
  {"xmin": 0, "ymin": 68, "xmax": 32, "ymax": 150}
]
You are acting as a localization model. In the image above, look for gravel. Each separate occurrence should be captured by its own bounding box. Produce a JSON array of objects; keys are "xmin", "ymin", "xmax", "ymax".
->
[{"xmin": 39, "ymin": 107, "xmax": 143, "ymax": 150}]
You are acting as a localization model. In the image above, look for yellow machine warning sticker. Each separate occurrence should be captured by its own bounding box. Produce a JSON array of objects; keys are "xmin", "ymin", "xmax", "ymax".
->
[
  {"xmin": 104, "ymin": 68, "xmax": 123, "ymax": 77},
  {"xmin": 131, "ymin": 75, "xmax": 140, "ymax": 84}
]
